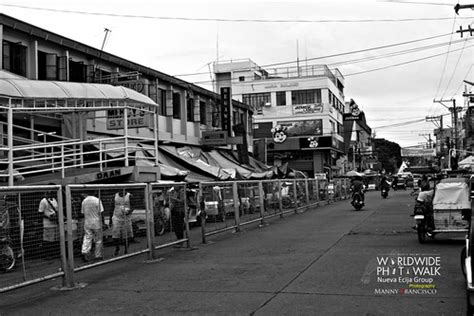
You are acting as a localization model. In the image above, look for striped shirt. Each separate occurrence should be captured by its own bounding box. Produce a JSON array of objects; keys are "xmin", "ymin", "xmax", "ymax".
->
[{"xmin": 81, "ymin": 196, "xmax": 104, "ymax": 229}]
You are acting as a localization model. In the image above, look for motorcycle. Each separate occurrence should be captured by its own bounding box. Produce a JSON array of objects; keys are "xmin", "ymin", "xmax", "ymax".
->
[
  {"xmin": 412, "ymin": 197, "xmax": 432, "ymax": 243},
  {"xmin": 381, "ymin": 188, "xmax": 388, "ymax": 199},
  {"xmin": 351, "ymin": 190, "xmax": 364, "ymax": 211}
]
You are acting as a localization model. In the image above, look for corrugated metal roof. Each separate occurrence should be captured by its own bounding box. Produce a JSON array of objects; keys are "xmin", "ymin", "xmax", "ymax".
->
[{"xmin": 0, "ymin": 72, "xmax": 157, "ymax": 106}]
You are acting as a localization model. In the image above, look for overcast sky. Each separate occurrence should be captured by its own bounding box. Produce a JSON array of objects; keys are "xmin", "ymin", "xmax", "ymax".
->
[{"xmin": 1, "ymin": 0, "xmax": 473, "ymax": 147}]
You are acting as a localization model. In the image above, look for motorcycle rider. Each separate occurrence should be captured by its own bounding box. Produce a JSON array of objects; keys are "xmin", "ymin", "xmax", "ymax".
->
[
  {"xmin": 350, "ymin": 176, "xmax": 365, "ymax": 204},
  {"xmin": 380, "ymin": 174, "xmax": 391, "ymax": 197}
]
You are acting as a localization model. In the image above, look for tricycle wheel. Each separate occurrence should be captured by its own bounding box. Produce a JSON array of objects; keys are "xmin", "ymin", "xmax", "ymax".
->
[{"xmin": 417, "ymin": 224, "xmax": 427, "ymax": 243}]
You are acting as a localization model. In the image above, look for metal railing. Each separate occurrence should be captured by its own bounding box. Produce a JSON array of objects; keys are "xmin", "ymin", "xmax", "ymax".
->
[{"xmin": 0, "ymin": 178, "xmax": 351, "ymax": 293}]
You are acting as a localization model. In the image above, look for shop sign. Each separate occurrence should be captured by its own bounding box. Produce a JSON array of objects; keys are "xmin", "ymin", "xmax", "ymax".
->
[
  {"xmin": 202, "ymin": 131, "xmax": 228, "ymax": 146},
  {"xmin": 277, "ymin": 119, "xmax": 322, "ymax": 137},
  {"xmin": 107, "ymin": 108, "xmax": 149, "ymax": 129},
  {"xmin": 293, "ymin": 103, "xmax": 323, "ymax": 114},
  {"xmin": 96, "ymin": 169, "xmax": 121, "ymax": 180}
]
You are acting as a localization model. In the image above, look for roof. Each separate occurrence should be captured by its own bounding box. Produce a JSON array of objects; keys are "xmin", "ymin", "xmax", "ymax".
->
[{"xmin": 0, "ymin": 73, "xmax": 157, "ymax": 106}]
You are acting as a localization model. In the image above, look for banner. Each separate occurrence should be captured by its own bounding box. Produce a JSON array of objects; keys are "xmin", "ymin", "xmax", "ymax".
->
[{"xmin": 401, "ymin": 148, "xmax": 436, "ymax": 157}]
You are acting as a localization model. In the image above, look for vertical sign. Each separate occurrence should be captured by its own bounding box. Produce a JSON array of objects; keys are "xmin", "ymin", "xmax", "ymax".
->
[{"xmin": 220, "ymin": 87, "xmax": 231, "ymax": 135}]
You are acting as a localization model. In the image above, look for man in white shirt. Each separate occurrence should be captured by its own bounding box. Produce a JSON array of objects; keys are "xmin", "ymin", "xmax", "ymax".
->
[{"xmin": 81, "ymin": 193, "xmax": 105, "ymax": 262}]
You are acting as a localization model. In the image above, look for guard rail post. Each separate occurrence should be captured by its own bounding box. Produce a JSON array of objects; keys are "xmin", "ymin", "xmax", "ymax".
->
[
  {"xmin": 199, "ymin": 182, "xmax": 207, "ymax": 244},
  {"xmin": 305, "ymin": 178, "xmax": 310, "ymax": 206},
  {"xmin": 258, "ymin": 181, "xmax": 266, "ymax": 227},
  {"xmin": 233, "ymin": 181, "xmax": 241, "ymax": 233},
  {"xmin": 293, "ymin": 179, "xmax": 298, "ymax": 214},
  {"xmin": 146, "ymin": 184, "xmax": 157, "ymax": 260},
  {"xmin": 60, "ymin": 185, "xmax": 74, "ymax": 288},
  {"xmin": 278, "ymin": 180, "xmax": 283, "ymax": 218}
]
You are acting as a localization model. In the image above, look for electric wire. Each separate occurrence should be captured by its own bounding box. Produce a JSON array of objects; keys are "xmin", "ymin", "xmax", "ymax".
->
[
  {"xmin": 452, "ymin": 64, "xmax": 474, "ymax": 98},
  {"xmin": 174, "ymin": 32, "xmax": 455, "ymax": 77},
  {"xmin": 1, "ymin": 4, "xmax": 472, "ymax": 23},
  {"xmin": 434, "ymin": 11, "xmax": 457, "ymax": 101},
  {"xmin": 189, "ymin": 42, "xmax": 474, "ymax": 84},
  {"xmin": 440, "ymin": 36, "xmax": 469, "ymax": 98}
]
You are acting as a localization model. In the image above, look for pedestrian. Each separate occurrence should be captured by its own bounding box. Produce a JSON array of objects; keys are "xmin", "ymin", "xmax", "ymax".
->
[
  {"xmin": 38, "ymin": 190, "xmax": 60, "ymax": 258},
  {"xmin": 80, "ymin": 193, "xmax": 105, "ymax": 262},
  {"xmin": 111, "ymin": 191, "xmax": 134, "ymax": 256},
  {"xmin": 169, "ymin": 187, "xmax": 185, "ymax": 247}
]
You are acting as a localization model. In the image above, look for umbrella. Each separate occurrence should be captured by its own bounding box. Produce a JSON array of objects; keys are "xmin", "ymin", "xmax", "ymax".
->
[{"xmin": 346, "ymin": 170, "xmax": 364, "ymax": 177}]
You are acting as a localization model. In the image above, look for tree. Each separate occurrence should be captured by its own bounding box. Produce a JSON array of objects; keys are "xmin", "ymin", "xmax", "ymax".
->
[{"xmin": 373, "ymin": 138, "xmax": 402, "ymax": 174}]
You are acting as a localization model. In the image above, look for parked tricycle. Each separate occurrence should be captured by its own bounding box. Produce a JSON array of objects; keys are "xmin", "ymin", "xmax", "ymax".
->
[{"xmin": 412, "ymin": 177, "xmax": 471, "ymax": 243}]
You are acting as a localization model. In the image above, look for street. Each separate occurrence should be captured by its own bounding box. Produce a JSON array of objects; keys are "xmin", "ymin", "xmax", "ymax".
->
[{"xmin": 0, "ymin": 189, "xmax": 467, "ymax": 315}]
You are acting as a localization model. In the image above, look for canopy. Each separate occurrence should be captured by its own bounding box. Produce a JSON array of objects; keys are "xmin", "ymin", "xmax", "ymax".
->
[
  {"xmin": 0, "ymin": 72, "xmax": 157, "ymax": 107},
  {"xmin": 459, "ymin": 156, "xmax": 474, "ymax": 169},
  {"xmin": 433, "ymin": 179, "xmax": 471, "ymax": 210}
]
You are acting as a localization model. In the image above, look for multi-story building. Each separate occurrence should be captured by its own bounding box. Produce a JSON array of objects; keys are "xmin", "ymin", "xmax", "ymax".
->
[
  {"xmin": 0, "ymin": 13, "xmax": 259, "ymax": 185},
  {"xmin": 213, "ymin": 59, "xmax": 346, "ymax": 178}
]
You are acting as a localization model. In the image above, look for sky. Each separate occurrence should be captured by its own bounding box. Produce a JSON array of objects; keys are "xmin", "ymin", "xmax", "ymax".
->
[{"xmin": 1, "ymin": 0, "xmax": 473, "ymax": 148}]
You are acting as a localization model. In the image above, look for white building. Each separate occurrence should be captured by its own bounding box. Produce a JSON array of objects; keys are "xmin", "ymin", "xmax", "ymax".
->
[{"xmin": 214, "ymin": 59, "xmax": 346, "ymax": 177}]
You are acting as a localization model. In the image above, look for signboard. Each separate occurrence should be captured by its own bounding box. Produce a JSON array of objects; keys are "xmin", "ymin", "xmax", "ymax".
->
[
  {"xmin": 401, "ymin": 148, "xmax": 436, "ymax": 157},
  {"xmin": 343, "ymin": 113, "xmax": 361, "ymax": 121},
  {"xmin": 277, "ymin": 119, "xmax": 322, "ymax": 137},
  {"xmin": 107, "ymin": 108, "xmax": 149, "ymax": 130},
  {"xmin": 220, "ymin": 87, "xmax": 231, "ymax": 135},
  {"xmin": 202, "ymin": 131, "xmax": 228, "ymax": 146},
  {"xmin": 293, "ymin": 103, "xmax": 323, "ymax": 115},
  {"xmin": 96, "ymin": 169, "xmax": 121, "ymax": 180}
]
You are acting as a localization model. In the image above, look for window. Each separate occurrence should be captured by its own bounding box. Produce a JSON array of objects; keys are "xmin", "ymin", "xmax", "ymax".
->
[
  {"xmin": 172, "ymin": 92, "xmax": 181, "ymax": 119},
  {"xmin": 159, "ymin": 89, "xmax": 167, "ymax": 116},
  {"xmin": 276, "ymin": 91, "xmax": 286, "ymax": 106},
  {"xmin": 330, "ymin": 120, "xmax": 336, "ymax": 133},
  {"xmin": 239, "ymin": 76, "xmax": 245, "ymax": 82},
  {"xmin": 186, "ymin": 98, "xmax": 194, "ymax": 122},
  {"xmin": 291, "ymin": 89, "xmax": 321, "ymax": 105},
  {"xmin": 242, "ymin": 93, "xmax": 271, "ymax": 111},
  {"xmin": 199, "ymin": 101, "xmax": 206, "ymax": 124},
  {"xmin": 69, "ymin": 59, "xmax": 86, "ymax": 82},
  {"xmin": 3, "ymin": 40, "xmax": 27, "ymax": 77}
]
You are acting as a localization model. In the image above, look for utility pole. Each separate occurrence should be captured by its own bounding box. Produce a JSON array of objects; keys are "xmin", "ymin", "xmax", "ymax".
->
[
  {"xmin": 419, "ymin": 133, "xmax": 433, "ymax": 148},
  {"xmin": 455, "ymin": 4, "xmax": 474, "ymax": 37},
  {"xmin": 433, "ymin": 99, "xmax": 460, "ymax": 150}
]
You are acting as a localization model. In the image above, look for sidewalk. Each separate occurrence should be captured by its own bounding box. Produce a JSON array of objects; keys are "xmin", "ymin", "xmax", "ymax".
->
[{"xmin": 1, "ymin": 191, "xmax": 463, "ymax": 315}]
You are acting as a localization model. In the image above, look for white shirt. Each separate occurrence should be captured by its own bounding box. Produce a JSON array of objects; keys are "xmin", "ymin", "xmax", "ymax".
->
[
  {"xmin": 81, "ymin": 196, "xmax": 104, "ymax": 229},
  {"xmin": 38, "ymin": 197, "xmax": 58, "ymax": 228}
]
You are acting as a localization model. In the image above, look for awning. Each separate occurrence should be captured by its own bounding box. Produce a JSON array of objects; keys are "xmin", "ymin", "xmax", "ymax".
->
[
  {"xmin": 207, "ymin": 150, "xmax": 273, "ymax": 179},
  {"xmin": 0, "ymin": 70, "xmax": 157, "ymax": 106},
  {"xmin": 159, "ymin": 145, "xmax": 235, "ymax": 180}
]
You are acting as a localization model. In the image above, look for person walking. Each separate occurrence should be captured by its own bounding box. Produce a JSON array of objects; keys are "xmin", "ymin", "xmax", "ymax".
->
[
  {"xmin": 111, "ymin": 191, "xmax": 134, "ymax": 256},
  {"xmin": 169, "ymin": 187, "xmax": 185, "ymax": 247},
  {"xmin": 38, "ymin": 190, "xmax": 60, "ymax": 258},
  {"xmin": 81, "ymin": 193, "xmax": 105, "ymax": 262}
]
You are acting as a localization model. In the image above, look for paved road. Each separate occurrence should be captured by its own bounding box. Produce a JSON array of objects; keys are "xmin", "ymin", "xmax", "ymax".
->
[{"xmin": 0, "ymin": 189, "xmax": 467, "ymax": 315}]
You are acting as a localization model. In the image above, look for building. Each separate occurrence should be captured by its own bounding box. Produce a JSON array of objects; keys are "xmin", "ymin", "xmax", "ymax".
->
[
  {"xmin": 213, "ymin": 59, "xmax": 346, "ymax": 178},
  {"xmin": 343, "ymin": 99, "xmax": 373, "ymax": 172},
  {"xmin": 0, "ymin": 13, "xmax": 263, "ymax": 185}
]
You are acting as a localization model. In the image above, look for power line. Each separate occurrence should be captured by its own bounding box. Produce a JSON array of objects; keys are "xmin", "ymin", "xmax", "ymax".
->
[
  {"xmin": 434, "ymin": 12, "xmax": 457, "ymax": 100},
  {"xmin": 2, "ymin": 4, "xmax": 472, "ymax": 23},
  {"xmin": 187, "ymin": 40, "xmax": 474, "ymax": 85},
  {"xmin": 441, "ymin": 36, "xmax": 469, "ymax": 98},
  {"xmin": 174, "ymin": 36, "xmax": 472, "ymax": 77},
  {"xmin": 343, "ymin": 42, "xmax": 474, "ymax": 77}
]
